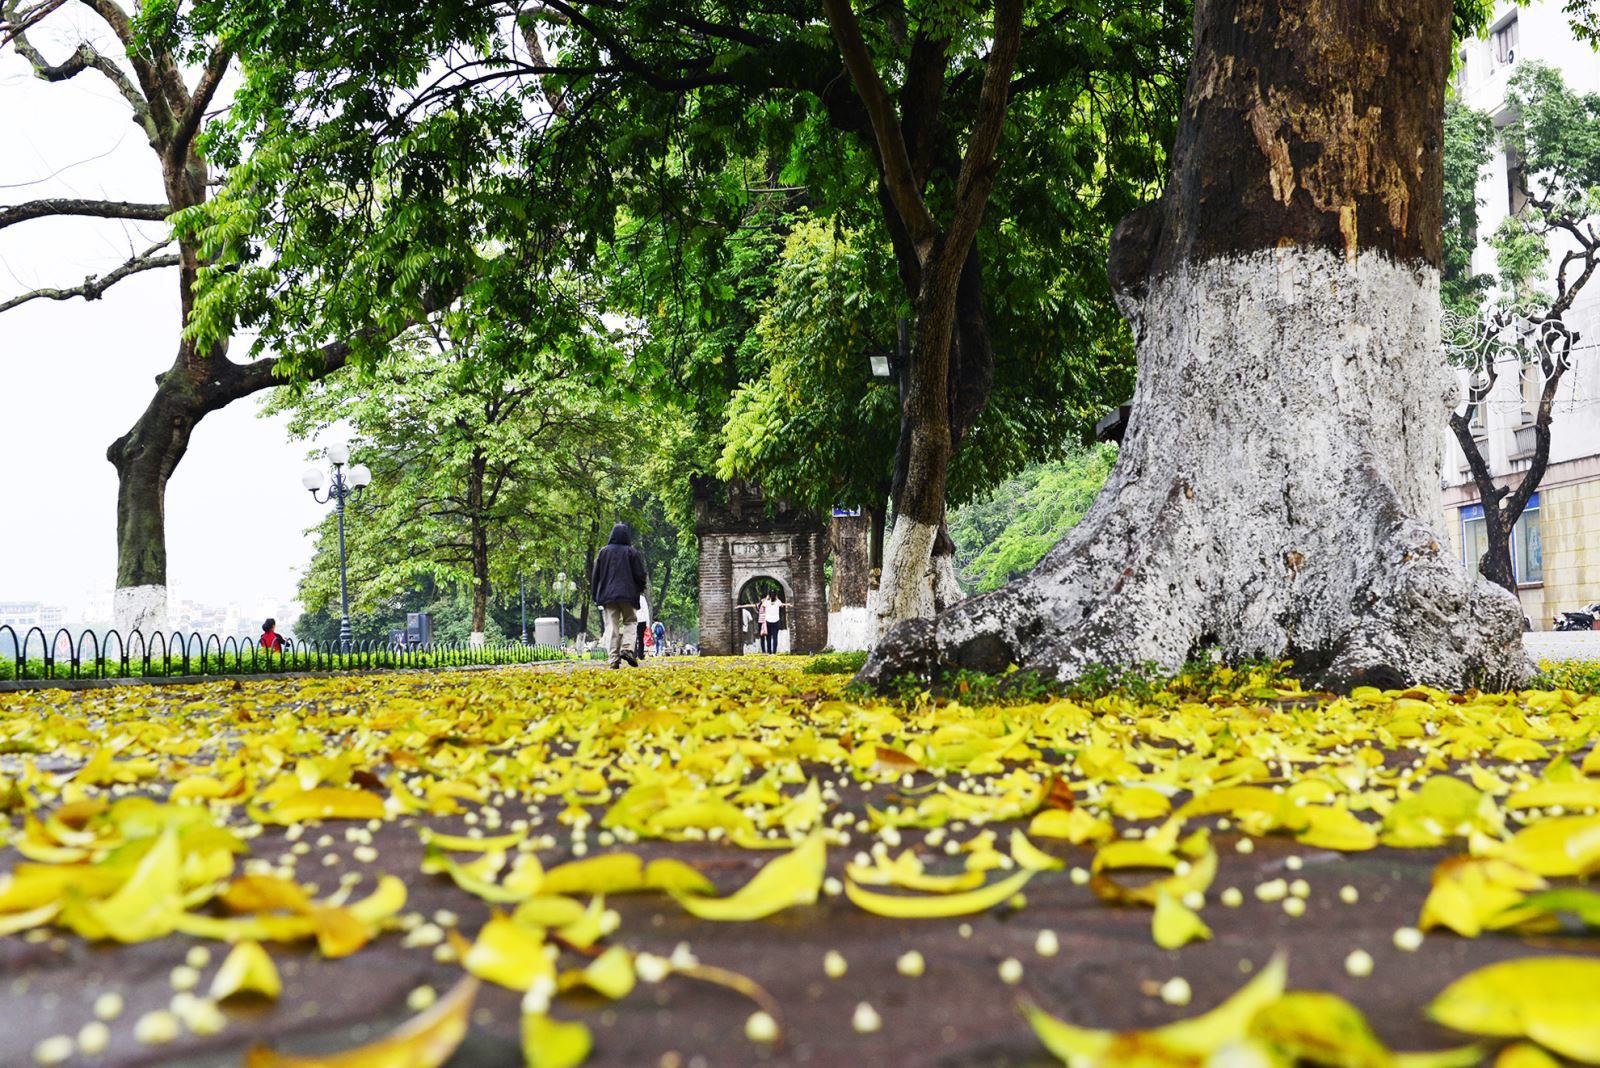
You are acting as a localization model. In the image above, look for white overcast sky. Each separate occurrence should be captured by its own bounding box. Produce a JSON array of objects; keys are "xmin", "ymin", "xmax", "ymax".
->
[{"xmin": 0, "ymin": 20, "xmax": 330, "ymax": 619}]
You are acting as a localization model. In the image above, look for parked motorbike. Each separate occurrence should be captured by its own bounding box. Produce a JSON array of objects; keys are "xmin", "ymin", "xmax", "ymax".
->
[{"xmin": 1553, "ymin": 603, "xmax": 1600, "ymax": 631}]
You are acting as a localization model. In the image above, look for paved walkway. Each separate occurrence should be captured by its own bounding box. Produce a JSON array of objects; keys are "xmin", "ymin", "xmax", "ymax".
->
[{"xmin": 1524, "ymin": 629, "xmax": 1600, "ymax": 662}]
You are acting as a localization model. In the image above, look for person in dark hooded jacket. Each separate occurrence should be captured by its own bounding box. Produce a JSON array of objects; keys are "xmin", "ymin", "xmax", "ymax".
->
[{"xmin": 592, "ymin": 523, "xmax": 648, "ymax": 668}]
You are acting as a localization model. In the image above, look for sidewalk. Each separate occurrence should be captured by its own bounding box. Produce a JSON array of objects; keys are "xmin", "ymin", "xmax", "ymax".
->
[{"xmin": 1523, "ymin": 629, "xmax": 1600, "ymax": 662}]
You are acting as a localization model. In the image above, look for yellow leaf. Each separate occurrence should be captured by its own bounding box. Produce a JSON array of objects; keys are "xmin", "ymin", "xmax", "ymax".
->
[
  {"xmin": 1493, "ymin": 1042, "xmax": 1563, "ymax": 1068},
  {"xmin": 1428, "ymin": 956, "xmax": 1600, "ymax": 1062},
  {"xmin": 1151, "ymin": 891, "xmax": 1211, "ymax": 949},
  {"xmin": 554, "ymin": 895, "xmax": 618, "ymax": 950},
  {"xmin": 523, "ymin": 1012, "xmax": 592, "ymax": 1068},
  {"xmin": 0, "ymin": 901, "xmax": 60, "ymax": 936},
  {"xmin": 568, "ymin": 945, "xmax": 634, "ymax": 1000},
  {"xmin": 74, "ymin": 825, "xmax": 182, "ymax": 942},
  {"xmin": 1419, "ymin": 858, "xmax": 1545, "ymax": 938},
  {"xmin": 1028, "ymin": 807, "xmax": 1113, "ymax": 844},
  {"xmin": 312, "ymin": 906, "xmax": 373, "ymax": 958},
  {"xmin": 418, "ymin": 827, "xmax": 526, "ymax": 852},
  {"xmin": 1249, "ymin": 991, "xmax": 1480, "ymax": 1067},
  {"xmin": 170, "ymin": 775, "xmax": 235, "ymax": 801},
  {"xmin": 1506, "ymin": 780, "xmax": 1600, "ymax": 810},
  {"xmin": 257, "ymin": 787, "xmax": 387, "ymax": 824},
  {"xmin": 846, "ymin": 868, "xmax": 1032, "ymax": 919},
  {"xmin": 1296, "ymin": 806, "xmax": 1378, "ymax": 852},
  {"xmin": 348, "ymin": 876, "xmax": 408, "ymax": 927},
  {"xmin": 539, "ymin": 854, "xmax": 644, "ymax": 896},
  {"xmin": 644, "ymin": 858, "xmax": 715, "ymax": 895},
  {"xmin": 1103, "ymin": 784, "xmax": 1172, "ymax": 820},
  {"xmin": 463, "ymin": 914, "xmax": 555, "ymax": 992},
  {"xmin": 845, "ymin": 850, "xmax": 986, "ymax": 893},
  {"xmin": 513, "ymin": 896, "xmax": 589, "ymax": 929},
  {"xmin": 1010, "ymin": 830, "xmax": 1066, "ymax": 871},
  {"xmin": 673, "ymin": 833, "xmax": 825, "ymax": 921},
  {"xmin": 210, "ymin": 940, "xmax": 283, "ymax": 1001},
  {"xmin": 1498, "ymin": 815, "xmax": 1600, "ymax": 877},
  {"xmin": 223, "ymin": 874, "xmax": 315, "ymax": 915},
  {"xmin": 1024, "ymin": 953, "xmax": 1288, "ymax": 1066},
  {"xmin": 424, "ymin": 849, "xmax": 526, "ymax": 905},
  {"xmin": 245, "ymin": 975, "xmax": 477, "ymax": 1068}
]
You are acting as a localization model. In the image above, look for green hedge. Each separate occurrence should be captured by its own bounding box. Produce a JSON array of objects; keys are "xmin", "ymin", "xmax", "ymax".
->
[{"xmin": 0, "ymin": 644, "xmax": 569, "ymax": 682}]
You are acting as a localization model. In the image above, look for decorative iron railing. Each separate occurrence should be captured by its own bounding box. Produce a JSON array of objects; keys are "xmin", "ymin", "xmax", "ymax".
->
[{"xmin": 0, "ymin": 625, "xmax": 568, "ymax": 683}]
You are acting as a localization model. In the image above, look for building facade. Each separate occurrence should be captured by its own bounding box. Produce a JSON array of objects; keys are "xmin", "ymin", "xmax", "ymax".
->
[
  {"xmin": 692, "ymin": 478, "xmax": 828, "ymax": 656},
  {"xmin": 1440, "ymin": 5, "xmax": 1600, "ymax": 628}
]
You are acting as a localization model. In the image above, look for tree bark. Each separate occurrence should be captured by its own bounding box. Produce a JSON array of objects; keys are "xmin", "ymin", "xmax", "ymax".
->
[
  {"xmin": 1450, "ymin": 328, "xmax": 1572, "ymax": 601},
  {"xmin": 821, "ymin": 0, "xmax": 1022, "ymax": 640},
  {"xmin": 859, "ymin": 0, "xmax": 1527, "ymax": 692}
]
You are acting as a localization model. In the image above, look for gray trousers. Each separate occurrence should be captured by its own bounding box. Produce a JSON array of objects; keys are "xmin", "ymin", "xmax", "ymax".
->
[{"xmin": 603, "ymin": 601, "xmax": 637, "ymax": 665}]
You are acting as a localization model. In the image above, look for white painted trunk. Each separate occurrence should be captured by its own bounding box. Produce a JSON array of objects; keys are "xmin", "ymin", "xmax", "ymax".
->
[
  {"xmin": 870, "ymin": 517, "xmax": 962, "ymax": 640},
  {"xmin": 113, "ymin": 584, "xmax": 168, "ymax": 635},
  {"xmin": 863, "ymin": 249, "xmax": 1527, "ymax": 690},
  {"xmin": 469, "ymin": 631, "xmax": 487, "ymax": 648}
]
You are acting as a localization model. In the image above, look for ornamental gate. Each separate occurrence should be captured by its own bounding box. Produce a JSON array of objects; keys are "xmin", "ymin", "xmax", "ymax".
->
[{"xmin": 692, "ymin": 478, "xmax": 827, "ymax": 656}]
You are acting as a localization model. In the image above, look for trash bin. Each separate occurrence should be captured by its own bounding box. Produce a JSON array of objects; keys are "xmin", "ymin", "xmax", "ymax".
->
[{"xmin": 534, "ymin": 617, "xmax": 561, "ymax": 648}]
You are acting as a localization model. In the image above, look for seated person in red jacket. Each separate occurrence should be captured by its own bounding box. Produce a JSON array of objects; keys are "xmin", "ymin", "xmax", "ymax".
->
[{"xmin": 260, "ymin": 618, "xmax": 285, "ymax": 653}]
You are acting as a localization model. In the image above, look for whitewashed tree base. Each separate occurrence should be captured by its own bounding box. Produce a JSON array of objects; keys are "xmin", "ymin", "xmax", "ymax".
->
[
  {"xmin": 827, "ymin": 605, "xmax": 873, "ymax": 652},
  {"xmin": 870, "ymin": 517, "xmax": 964, "ymax": 640},
  {"xmin": 113, "ymin": 584, "xmax": 168, "ymax": 636},
  {"xmin": 860, "ymin": 249, "xmax": 1528, "ymax": 692}
]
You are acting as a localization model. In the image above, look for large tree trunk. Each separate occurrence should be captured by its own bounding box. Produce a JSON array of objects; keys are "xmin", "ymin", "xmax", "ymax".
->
[
  {"xmin": 107, "ymin": 369, "xmax": 205, "ymax": 633},
  {"xmin": 860, "ymin": 0, "xmax": 1527, "ymax": 692}
]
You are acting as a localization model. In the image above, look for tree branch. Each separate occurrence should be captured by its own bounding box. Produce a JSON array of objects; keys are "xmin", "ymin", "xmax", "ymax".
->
[
  {"xmin": 821, "ymin": 0, "xmax": 937, "ymax": 257},
  {"xmin": 0, "ymin": 197, "xmax": 171, "ymax": 231},
  {"xmin": 938, "ymin": 0, "xmax": 1024, "ymax": 276},
  {"xmin": 2, "ymin": 0, "xmax": 159, "ymax": 144},
  {"xmin": 0, "ymin": 241, "xmax": 177, "ymax": 313},
  {"xmin": 169, "ymin": 42, "xmax": 233, "ymax": 164}
]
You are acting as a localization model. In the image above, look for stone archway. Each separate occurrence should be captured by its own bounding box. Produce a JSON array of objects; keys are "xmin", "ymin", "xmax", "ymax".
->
[
  {"xmin": 693, "ymin": 478, "xmax": 826, "ymax": 656},
  {"xmin": 735, "ymin": 575, "xmax": 792, "ymax": 654}
]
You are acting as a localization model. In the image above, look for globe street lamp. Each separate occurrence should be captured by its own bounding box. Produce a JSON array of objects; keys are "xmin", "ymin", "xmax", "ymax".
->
[
  {"xmin": 302, "ymin": 444, "xmax": 371, "ymax": 652},
  {"xmin": 555, "ymin": 571, "xmax": 577, "ymax": 644}
]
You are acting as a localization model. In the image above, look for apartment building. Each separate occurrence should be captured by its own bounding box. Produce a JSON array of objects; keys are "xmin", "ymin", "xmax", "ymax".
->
[{"xmin": 1440, "ymin": 4, "xmax": 1600, "ymax": 628}]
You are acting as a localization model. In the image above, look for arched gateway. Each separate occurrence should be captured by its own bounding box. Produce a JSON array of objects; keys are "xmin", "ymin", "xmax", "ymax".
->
[{"xmin": 693, "ymin": 478, "xmax": 826, "ymax": 656}]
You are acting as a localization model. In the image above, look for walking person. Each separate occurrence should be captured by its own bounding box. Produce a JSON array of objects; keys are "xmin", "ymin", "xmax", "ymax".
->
[
  {"xmin": 591, "ymin": 523, "xmax": 648, "ymax": 669},
  {"xmin": 652, "ymin": 618, "xmax": 666, "ymax": 657}
]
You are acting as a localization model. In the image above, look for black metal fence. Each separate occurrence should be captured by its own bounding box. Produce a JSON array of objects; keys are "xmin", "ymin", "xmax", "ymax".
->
[{"xmin": 0, "ymin": 625, "xmax": 568, "ymax": 683}]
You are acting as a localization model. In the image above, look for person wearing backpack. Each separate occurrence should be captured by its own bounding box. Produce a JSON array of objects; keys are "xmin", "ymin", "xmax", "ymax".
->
[{"xmin": 591, "ymin": 523, "xmax": 648, "ymax": 669}]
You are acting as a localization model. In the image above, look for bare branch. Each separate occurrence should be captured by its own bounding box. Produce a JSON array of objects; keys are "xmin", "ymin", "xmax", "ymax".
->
[
  {"xmin": 3, "ymin": 0, "xmax": 160, "ymax": 145},
  {"xmin": 169, "ymin": 42, "xmax": 232, "ymax": 163},
  {"xmin": 0, "ymin": 197, "xmax": 171, "ymax": 231},
  {"xmin": 938, "ymin": 0, "xmax": 1024, "ymax": 276},
  {"xmin": 78, "ymin": 0, "xmax": 183, "ymax": 144},
  {"xmin": 0, "ymin": 241, "xmax": 176, "ymax": 314},
  {"xmin": 519, "ymin": 18, "xmax": 569, "ymax": 117},
  {"xmin": 821, "ymin": 0, "xmax": 938, "ymax": 258}
]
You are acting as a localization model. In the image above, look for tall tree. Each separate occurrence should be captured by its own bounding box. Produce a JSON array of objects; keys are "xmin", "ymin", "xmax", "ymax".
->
[
  {"xmin": 0, "ymin": 0, "xmax": 368, "ymax": 632},
  {"xmin": 174, "ymin": 0, "xmax": 1187, "ymax": 637},
  {"xmin": 1443, "ymin": 63, "xmax": 1600, "ymax": 597},
  {"xmin": 280, "ymin": 319, "xmax": 636, "ymax": 640},
  {"xmin": 861, "ymin": 0, "xmax": 1539, "ymax": 691}
]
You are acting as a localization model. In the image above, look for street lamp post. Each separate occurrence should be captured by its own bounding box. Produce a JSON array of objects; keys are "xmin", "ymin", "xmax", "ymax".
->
[
  {"xmin": 555, "ymin": 572, "xmax": 577, "ymax": 645},
  {"xmin": 519, "ymin": 572, "xmax": 528, "ymax": 644},
  {"xmin": 302, "ymin": 443, "xmax": 371, "ymax": 653}
]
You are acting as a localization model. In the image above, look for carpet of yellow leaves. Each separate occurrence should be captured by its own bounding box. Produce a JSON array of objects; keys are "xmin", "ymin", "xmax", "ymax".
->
[{"xmin": 1, "ymin": 660, "xmax": 1599, "ymax": 1066}]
